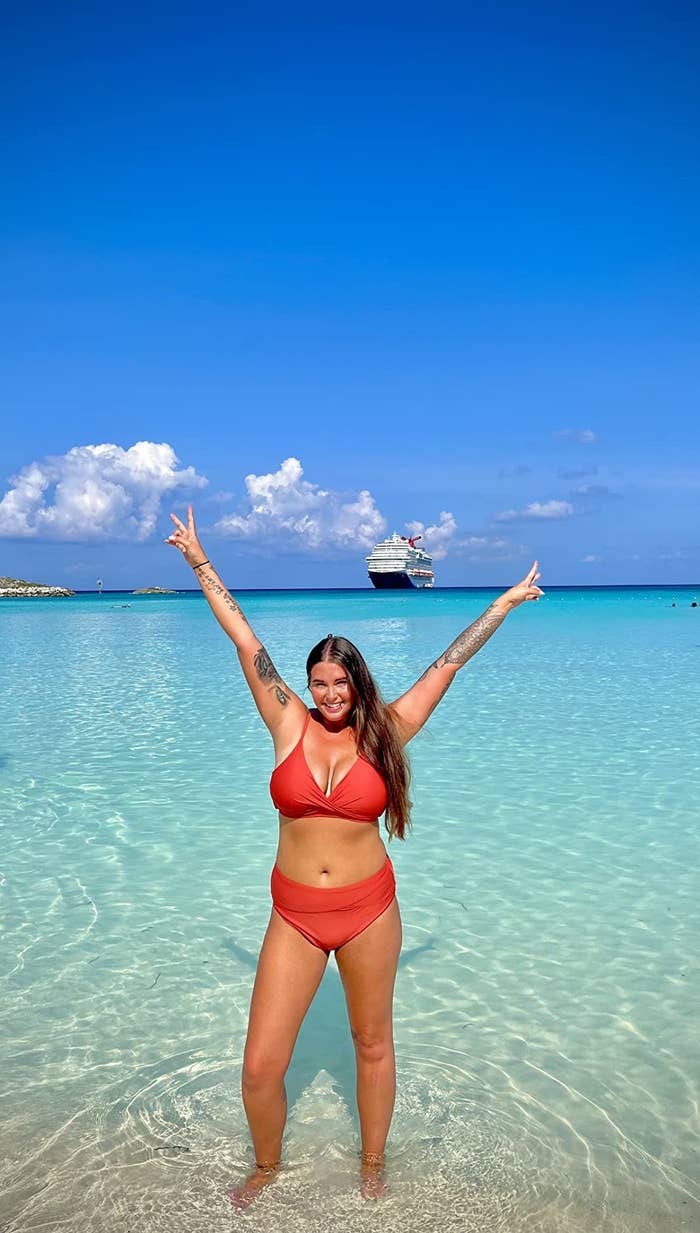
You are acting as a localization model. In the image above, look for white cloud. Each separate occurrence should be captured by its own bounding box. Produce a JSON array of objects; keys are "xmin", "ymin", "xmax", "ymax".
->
[
  {"xmin": 215, "ymin": 457, "xmax": 386, "ymax": 553},
  {"xmin": 462, "ymin": 536, "xmax": 504, "ymax": 549},
  {"xmin": 494, "ymin": 500, "xmax": 574, "ymax": 522},
  {"xmin": 554, "ymin": 428, "xmax": 598, "ymax": 444},
  {"xmin": 458, "ymin": 535, "xmax": 524, "ymax": 561},
  {"xmin": 581, "ymin": 554, "xmax": 601, "ymax": 563},
  {"xmin": 0, "ymin": 442, "xmax": 207, "ymax": 540},
  {"xmin": 404, "ymin": 511, "xmax": 457, "ymax": 561}
]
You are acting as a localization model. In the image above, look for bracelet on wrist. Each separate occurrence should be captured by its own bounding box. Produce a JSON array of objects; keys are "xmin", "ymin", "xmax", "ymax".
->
[{"xmin": 192, "ymin": 558, "xmax": 210, "ymax": 570}]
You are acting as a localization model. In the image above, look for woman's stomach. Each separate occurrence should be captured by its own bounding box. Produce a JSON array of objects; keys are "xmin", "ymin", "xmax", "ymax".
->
[{"xmin": 275, "ymin": 814, "xmax": 387, "ymax": 886}]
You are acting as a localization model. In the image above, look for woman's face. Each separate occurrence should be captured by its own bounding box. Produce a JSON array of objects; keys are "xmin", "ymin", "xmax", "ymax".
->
[{"xmin": 308, "ymin": 659, "xmax": 356, "ymax": 726}]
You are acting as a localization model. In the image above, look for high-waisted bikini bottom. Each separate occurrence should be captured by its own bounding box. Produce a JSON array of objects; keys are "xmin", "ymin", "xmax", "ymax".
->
[{"xmin": 270, "ymin": 855, "xmax": 396, "ymax": 953}]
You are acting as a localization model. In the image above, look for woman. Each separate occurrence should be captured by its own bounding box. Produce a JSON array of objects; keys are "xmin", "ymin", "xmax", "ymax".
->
[{"xmin": 166, "ymin": 506, "xmax": 543, "ymax": 1206}]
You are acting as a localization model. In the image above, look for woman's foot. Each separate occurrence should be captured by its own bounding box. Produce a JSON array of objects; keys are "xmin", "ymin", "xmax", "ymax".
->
[
  {"xmin": 228, "ymin": 1160, "xmax": 281, "ymax": 1211},
  {"xmin": 360, "ymin": 1150, "xmax": 389, "ymax": 1200}
]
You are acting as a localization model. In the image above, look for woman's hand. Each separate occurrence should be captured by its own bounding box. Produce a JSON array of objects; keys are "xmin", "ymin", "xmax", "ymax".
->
[
  {"xmin": 165, "ymin": 505, "xmax": 207, "ymax": 568},
  {"xmin": 496, "ymin": 560, "xmax": 544, "ymax": 611}
]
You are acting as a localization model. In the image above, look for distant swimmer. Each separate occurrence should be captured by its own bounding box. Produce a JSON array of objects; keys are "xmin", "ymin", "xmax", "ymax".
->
[{"xmin": 166, "ymin": 505, "xmax": 544, "ymax": 1208}]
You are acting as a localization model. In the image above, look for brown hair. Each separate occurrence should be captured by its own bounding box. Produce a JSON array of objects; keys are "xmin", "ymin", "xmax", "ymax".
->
[{"xmin": 305, "ymin": 634, "xmax": 412, "ymax": 841}]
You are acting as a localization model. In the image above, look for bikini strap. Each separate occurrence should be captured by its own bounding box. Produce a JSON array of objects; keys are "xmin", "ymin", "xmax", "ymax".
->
[{"xmin": 295, "ymin": 708, "xmax": 312, "ymax": 747}]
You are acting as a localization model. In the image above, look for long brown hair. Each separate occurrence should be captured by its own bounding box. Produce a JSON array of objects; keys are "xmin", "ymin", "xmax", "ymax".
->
[{"xmin": 305, "ymin": 635, "xmax": 412, "ymax": 841}]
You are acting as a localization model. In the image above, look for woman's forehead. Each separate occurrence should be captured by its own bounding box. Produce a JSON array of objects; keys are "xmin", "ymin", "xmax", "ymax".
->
[{"xmin": 309, "ymin": 660, "xmax": 347, "ymax": 676}]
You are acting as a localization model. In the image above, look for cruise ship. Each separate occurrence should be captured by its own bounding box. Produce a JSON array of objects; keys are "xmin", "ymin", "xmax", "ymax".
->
[{"xmin": 366, "ymin": 533, "xmax": 435, "ymax": 589}]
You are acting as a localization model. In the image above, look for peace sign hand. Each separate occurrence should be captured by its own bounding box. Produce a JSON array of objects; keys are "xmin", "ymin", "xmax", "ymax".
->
[
  {"xmin": 499, "ymin": 560, "xmax": 545, "ymax": 610},
  {"xmin": 165, "ymin": 505, "xmax": 206, "ymax": 568}
]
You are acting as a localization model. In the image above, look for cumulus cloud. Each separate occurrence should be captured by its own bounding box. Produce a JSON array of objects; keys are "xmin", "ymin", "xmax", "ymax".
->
[
  {"xmin": 554, "ymin": 428, "xmax": 598, "ymax": 444},
  {"xmin": 214, "ymin": 457, "xmax": 386, "ymax": 553},
  {"xmin": 0, "ymin": 442, "xmax": 206, "ymax": 540},
  {"xmin": 404, "ymin": 511, "xmax": 457, "ymax": 561},
  {"xmin": 494, "ymin": 500, "xmax": 574, "ymax": 522}
]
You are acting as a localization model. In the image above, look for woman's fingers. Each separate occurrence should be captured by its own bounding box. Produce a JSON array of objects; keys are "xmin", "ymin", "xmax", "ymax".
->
[
  {"xmin": 187, "ymin": 505, "xmax": 196, "ymax": 533},
  {"xmin": 170, "ymin": 512, "xmax": 187, "ymax": 533}
]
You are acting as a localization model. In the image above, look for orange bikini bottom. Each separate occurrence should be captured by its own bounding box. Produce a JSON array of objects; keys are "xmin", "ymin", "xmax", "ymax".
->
[{"xmin": 270, "ymin": 855, "xmax": 396, "ymax": 954}]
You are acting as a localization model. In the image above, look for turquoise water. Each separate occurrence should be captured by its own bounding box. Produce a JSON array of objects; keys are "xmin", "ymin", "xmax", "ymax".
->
[{"xmin": 1, "ymin": 587, "xmax": 698, "ymax": 1233}]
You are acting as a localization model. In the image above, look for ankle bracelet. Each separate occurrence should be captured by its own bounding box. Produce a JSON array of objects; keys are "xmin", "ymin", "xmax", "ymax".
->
[
  {"xmin": 360, "ymin": 1150, "xmax": 385, "ymax": 1166},
  {"xmin": 254, "ymin": 1159, "xmax": 281, "ymax": 1175}
]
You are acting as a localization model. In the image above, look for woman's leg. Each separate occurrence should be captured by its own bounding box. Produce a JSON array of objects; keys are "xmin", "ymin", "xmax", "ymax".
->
[
  {"xmin": 231, "ymin": 909, "xmax": 328, "ymax": 1206},
  {"xmin": 335, "ymin": 898, "xmax": 402, "ymax": 1192}
]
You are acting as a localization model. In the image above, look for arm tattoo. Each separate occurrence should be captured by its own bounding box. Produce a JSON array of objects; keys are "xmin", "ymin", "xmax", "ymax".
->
[
  {"xmin": 253, "ymin": 646, "xmax": 290, "ymax": 707},
  {"xmin": 198, "ymin": 570, "xmax": 249, "ymax": 623},
  {"xmin": 440, "ymin": 604, "xmax": 506, "ymax": 667}
]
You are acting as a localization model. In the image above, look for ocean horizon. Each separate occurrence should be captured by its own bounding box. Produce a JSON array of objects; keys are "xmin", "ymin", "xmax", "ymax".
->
[{"xmin": 61, "ymin": 583, "xmax": 700, "ymax": 591}]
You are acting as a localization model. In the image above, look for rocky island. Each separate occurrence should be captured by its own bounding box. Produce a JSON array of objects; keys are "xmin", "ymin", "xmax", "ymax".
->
[
  {"xmin": 0, "ymin": 576, "xmax": 75, "ymax": 598},
  {"xmin": 132, "ymin": 586, "xmax": 177, "ymax": 595}
]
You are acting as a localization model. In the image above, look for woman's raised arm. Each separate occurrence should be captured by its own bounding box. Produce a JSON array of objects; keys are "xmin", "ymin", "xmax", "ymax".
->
[
  {"xmin": 166, "ymin": 506, "xmax": 306, "ymax": 737},
  {"xmin": 388, "ymin": 561, "xmax": 544, "ymax": 744}
]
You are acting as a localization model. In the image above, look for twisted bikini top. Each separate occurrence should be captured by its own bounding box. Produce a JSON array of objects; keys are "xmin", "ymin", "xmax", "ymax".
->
[{"xmin": 270, "ymin": 711, "xmax": 388, "ymax": 822}]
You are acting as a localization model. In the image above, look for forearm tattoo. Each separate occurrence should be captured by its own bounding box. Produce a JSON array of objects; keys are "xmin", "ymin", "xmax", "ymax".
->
[
  {"xmin": 421, "ymin": 602, "xmax": 507, "ymax": 681},
  {"xmin": 441, "ymin": 604, "xmax": 506, "ymax": 667},
  {"xmin": 198, "ymin": 569, "xmax": 249, "ymax": 623},
  {"xmin": 253, "ymin": 645, "xmax": 290, "ymax": 707}
]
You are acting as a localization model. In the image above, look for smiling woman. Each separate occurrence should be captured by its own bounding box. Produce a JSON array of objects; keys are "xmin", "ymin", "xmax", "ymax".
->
[{"xmin": 164, "ymin": 504, "xmax": 543, "ymax": 1207}]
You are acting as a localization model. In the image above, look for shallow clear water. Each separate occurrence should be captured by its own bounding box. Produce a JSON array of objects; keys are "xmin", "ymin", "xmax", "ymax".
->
[{"xmin": 1, "ymin": 587, "xmax": 698, "ymax": 1232}]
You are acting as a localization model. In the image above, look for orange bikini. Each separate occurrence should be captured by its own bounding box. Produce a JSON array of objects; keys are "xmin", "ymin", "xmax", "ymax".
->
[
  {"xmin": 270, "ymin": 711, "xmax": 388, "ymax": 821},
  {"xmin": 269, "ymin": 711, "xmax": 396, "ymax": 952}
]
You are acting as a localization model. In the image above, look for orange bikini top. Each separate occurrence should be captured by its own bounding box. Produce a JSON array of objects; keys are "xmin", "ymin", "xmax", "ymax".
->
[{"xmin": 270, "ymin": 711, "xmax": 388, "ymax": 823}]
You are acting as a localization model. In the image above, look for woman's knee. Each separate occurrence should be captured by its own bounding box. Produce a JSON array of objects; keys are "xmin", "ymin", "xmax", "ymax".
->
[
  {"xmin": 350, "ymin": 1023, "xmax": 394, "ymax": 1064},
  {"xmin": 242, "ymin": 1047, "xmax": 289, "ymax": 1092}
]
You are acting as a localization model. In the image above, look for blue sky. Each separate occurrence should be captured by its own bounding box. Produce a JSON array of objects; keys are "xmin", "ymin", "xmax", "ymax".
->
[{"xmin": 2, "ymin": 2, "xmax": 698, "ymax": 588}]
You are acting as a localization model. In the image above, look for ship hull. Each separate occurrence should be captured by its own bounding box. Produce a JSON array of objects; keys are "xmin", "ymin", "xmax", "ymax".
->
[{"xmin": 369, "ymin": 571, "xmax": 433, "ymax": 590}]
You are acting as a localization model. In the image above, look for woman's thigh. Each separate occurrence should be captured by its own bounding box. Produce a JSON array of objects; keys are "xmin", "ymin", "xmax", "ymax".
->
[
  {"xmin": 243, "ymin": 910, "xmax": 330, "ymax": 1078},
  {"xmin": 334, "ymin": 899, "xmax": 402, "ymax": 1044}
]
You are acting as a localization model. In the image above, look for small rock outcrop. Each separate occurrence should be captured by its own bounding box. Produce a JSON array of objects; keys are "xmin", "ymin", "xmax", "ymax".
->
[
  {"xmin": 0, "ymin": 576, "xmax": 75, "ymax": 598},
  {"xmin": 132, "ymin": 587, "xmax": 177, "ymax": 595}
]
